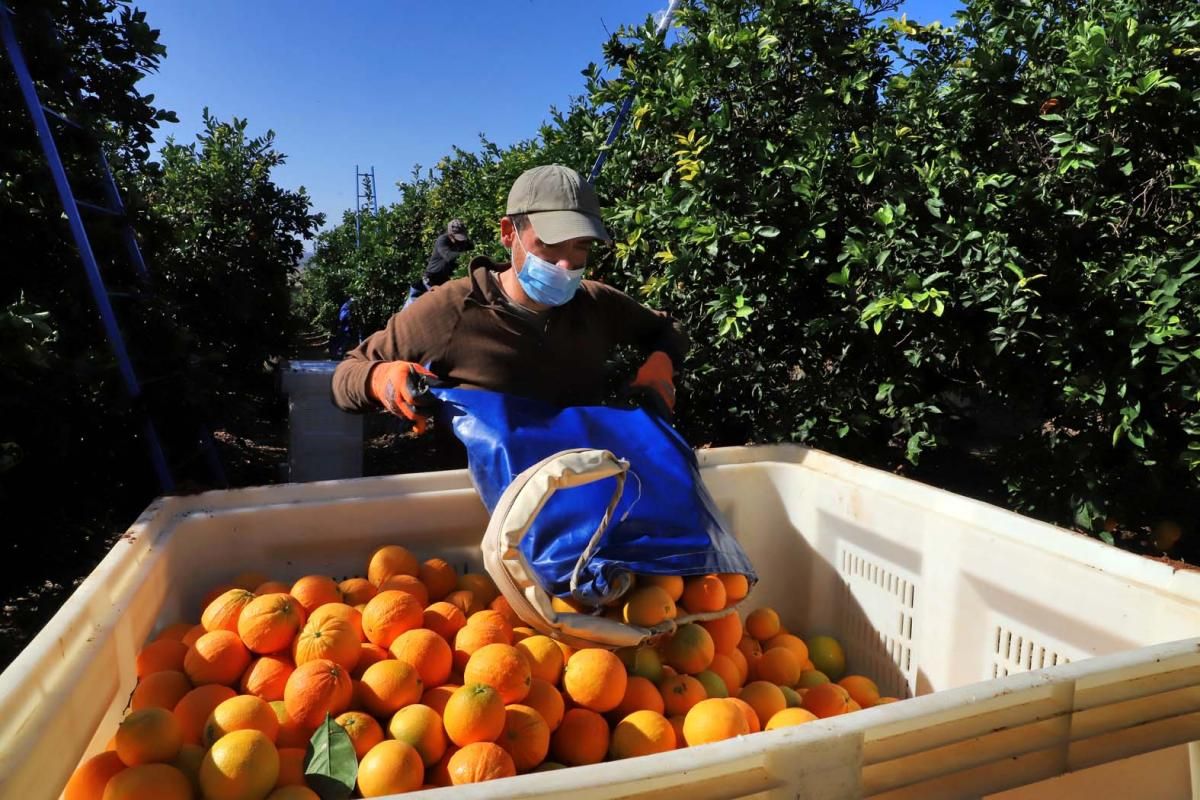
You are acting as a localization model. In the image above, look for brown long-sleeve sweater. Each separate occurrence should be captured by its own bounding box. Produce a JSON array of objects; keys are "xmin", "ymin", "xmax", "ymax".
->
[{"xmin": 332, "ymin": 257, "xmax": 689, "ymax": 411}]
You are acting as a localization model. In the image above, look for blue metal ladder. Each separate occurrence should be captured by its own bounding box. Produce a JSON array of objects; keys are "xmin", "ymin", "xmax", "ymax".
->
[{"xmin": 1, "ymin": 3, "xmax": 226, "ymax": 492}]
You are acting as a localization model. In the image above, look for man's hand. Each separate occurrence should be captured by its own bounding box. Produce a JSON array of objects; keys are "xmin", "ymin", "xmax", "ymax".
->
[
  {"xmin": 369, "ymin": 361, "xmax": 437, "ymax": 433},
  {"xmin": 629, "ymin": 351, "xmax": 677, "ymax": 419}
]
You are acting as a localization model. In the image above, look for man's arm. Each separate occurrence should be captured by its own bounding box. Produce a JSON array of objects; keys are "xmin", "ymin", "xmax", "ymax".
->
[
  {"xmin": 423, "ymin": 235, "xmax": 461, "ymax": 285},
  {"xmin": 331, "ymin": 296, "xmax": 449, "ymax": 412},
  {"xmin": 597, "ymin": 284, "xmax": 690, "ymax": 366}
]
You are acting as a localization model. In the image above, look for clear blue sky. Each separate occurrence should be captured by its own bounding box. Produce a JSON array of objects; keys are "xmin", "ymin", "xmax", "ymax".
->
[{"xmin": 136, "ymin": 0, "xmax": 963, "ymax": 237}]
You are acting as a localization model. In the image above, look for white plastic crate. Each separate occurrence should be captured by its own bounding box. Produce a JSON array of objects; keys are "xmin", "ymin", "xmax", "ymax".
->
[{"xmin": 1, "ymin": 445, "xmax": 1197, "ymax": 799}]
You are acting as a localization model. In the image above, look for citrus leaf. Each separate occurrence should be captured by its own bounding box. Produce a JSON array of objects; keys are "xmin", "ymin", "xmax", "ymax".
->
[{"xmin": 305, "ymin": 714, "xmax": 357, "ymax": 800}]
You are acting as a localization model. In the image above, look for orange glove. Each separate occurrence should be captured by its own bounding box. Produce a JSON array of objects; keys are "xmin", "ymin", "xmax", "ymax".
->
[
  {"xmin": 369, "ymin": 361, "xmax": 436, "ymax": 433},
  {"xmin": 630, "ymin": 351, "xmax": 676, "ymax": 416}
]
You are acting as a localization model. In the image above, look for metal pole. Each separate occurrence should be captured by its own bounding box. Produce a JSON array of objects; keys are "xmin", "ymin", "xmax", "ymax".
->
[
  {"xmin": 371, "ymin": 166, "xmax": 379, "ymax": 215},
  {"xmin": 587, "ymin": 0, "xmax": 683, "ymax": 186},
  {"xmin": 354, "ymin": 164, "xmax": 361, "ymax": 248}
]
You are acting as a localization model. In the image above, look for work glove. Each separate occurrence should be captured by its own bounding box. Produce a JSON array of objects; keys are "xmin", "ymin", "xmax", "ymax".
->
[
  {"xmin": 628, "ymin": 351, "xmax": 677, "ymax": 421},
  {"xmin": 369, "ymin": 361, "xmax": 437, "ymax": 434}
]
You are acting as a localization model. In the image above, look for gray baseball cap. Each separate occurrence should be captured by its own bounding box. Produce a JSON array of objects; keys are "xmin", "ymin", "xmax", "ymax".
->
[{"xmin": 506, "ymin": 165, "xmax": 611, "ymax": 244}]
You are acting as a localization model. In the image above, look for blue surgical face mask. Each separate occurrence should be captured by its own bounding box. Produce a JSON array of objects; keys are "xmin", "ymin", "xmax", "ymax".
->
[{"xmin": 513, "ymin": 237, "xmax": 584, "ymax": 307}]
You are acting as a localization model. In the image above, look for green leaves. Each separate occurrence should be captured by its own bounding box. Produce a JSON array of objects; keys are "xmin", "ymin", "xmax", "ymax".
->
[{"xmin": 305, "ymin": 714, "xmax": 357, "ymax": 800}]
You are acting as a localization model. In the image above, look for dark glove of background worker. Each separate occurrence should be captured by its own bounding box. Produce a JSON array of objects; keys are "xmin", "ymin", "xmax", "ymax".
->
[
  {"xmin": 369, "ymin": 361, "xmax": 437, "ymax": 434},
  {"xmin": 628, "ymin": 351, "xmax": 677, "ymax": 422}
]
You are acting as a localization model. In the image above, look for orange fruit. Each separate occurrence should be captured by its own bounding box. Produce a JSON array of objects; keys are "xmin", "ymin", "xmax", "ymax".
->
[
  {"xmin": 662, "ymin": 623, "xmax": 715, "ymax": 675},
  {"xmin": 173, "ymin": 684, "xmax": 237, "ymax": 746},
  {"xmin": 443, "ymin": 683, "xmax": 507, "ymax": 747},
  {"xmin": 181, "ymin": 624, "xmax": 207, "ymax": 648},
  {"xmin": 797, "ymin": 669, "xmax": 830, "ymax": 688},
  {"xmin": 116, "ymin": 707, "xmax": 183, "ymax": 766},
  {"xmin": 780, "ymin": 685, "xmax": 803, "ymax": 708},
  {"xmin": 131, "ymin": 670, "xmax": 192, "ymax": 712},
  {"xmin": 551, "ymin": 708, "xmax": 609, "ymax": 766},
  {"xmin": 423, "ymin": 601, "xmax": 468, "ymax": 641},
  {"xmin": 511, "ymin": 626, "xmax": 535, "ymax": 643},
  {"xmin": 464, "ymin": 643, "xmax": 532, "ymax": 704},
  {"xmin": 361, "ymin": 590, "xmax": 423, "ymax": 648},
  {"xmin": 453, "ymin": 619, "xmax": 510, "ymax": 672},
  {"xmin": 515, "ymin": 635, "xmax": 564, "ymax": 685},
  {"xmin": 421, "ymin": 683, "xmax": 460, "ymax": 717},
  {"xmin": 201, "ymin": 584, "xmax": 237, "ymax": 613},
  {"xmin": 695, "ymin": 669, "xmax": 729, "ymax": 699},
  {"xmin": 388, "ymin": 703, "xmax": 447, "ymax": 766},
  {"xmin": 335, "ymin": 710, "xmax": 385, "ymax": 759},
  {"xmin": 289, "ymin": 575, "xmax": 342, "ymax": 616},
  {"xmin": 356, "ymin": 740, "xmax": 424, "ymax": 796},
  {"xmin": 838, "ymin": 675, "xmax": 881, "ymax": 708},
  {"xmin": 445, "ymin": 589, "xmax": 482, "ymax": 618},
  {"xmin": 202, "ymin": 589, "xmax": 258, "ymax": 634},
  {"xmin": 359, "ymin": 659, "xmax": 423, "ymax": 717},
  {"xmin": 275, "ymin": 747, "xmax": 306, "ymax": 787},
  {"xmin": 199, "ymin": 729, "xmax": 280, "ymax": 800},
  {"xmin": 736, "ymin": 634, "xmax": 763, "ymax": 670},
  {"xmin": 338, "ymin": 578, "xmax": 377, "ymax": 606},
  {"xmin": 765, "ymin": 632, "xmax": 809, "ymax": 664},
  {"xmin": 448, "ymin": 741, "xmax": 515, "ymax": 784},
  {"xmin": 419, "ymin": 558, "xmax": 459, "ymax": 601},
  {"xmin": 806, "ymin": 635, "xmax": 847, "ymax": 681},
  {"xmin": 154, "ymin": 622, "xmax": 196, "ymax": 643},
  {"xmin": 739, "ymin": 681, "xmax": 787, "ymax": 728},
  {"xmin": 136, "ymin": 639, "xmax": 188, "ymax": 678},
  {"xmin": 497, "ymin": 704, "xmax": 550, "ymax": 772},
  {"xmin": 563, "ymin": 648, "xmax": 627, "ymax": 712},
  {"xmin": 727, "ymin": 697, "xmax": 761, "ymax": 733},
  {"xmin": 236, "ymin": 592, "xmax": 305, "ymax": 655},
  {"xmin": 667, "ymin": 715, "xmax": 686, "ymax": 749},
  {"xmin": 708, "ymin": 653, "xmax": 743, "ymax": 695},
  {"xmin": 466, "ymin": 609, "xmax": 514, "ymax": 639},
  {"xmin": 378, "ymin": 573, "xmax": 430, "ymax": 607},
  {"xmin": 254, "ymin": 580, "xmax": 292, "ymax": 596},
  {"xmin": 553, "ymin": 638, "xmax": 575, "ymax": 664},
  {"xmin": 622, "ymin": 586, "xmax": 677, "ymax": 627},
  {"xmin": 610, "ymin": 709, "xmax": 675, "ymax": 759},
  {"xmin": 745, "ymin": 608, "xmax": 781, "ymax": 641},
  {"xmin": 802, "ymin": 682, "xmax": 852, "ymax": 718},
  {"xmin": 683, "ymin": 697, "xmax": 750, "ymax": 745},
  {"xmin": 390, "ymin": 627, "xmax": 453, "ymax": 687},
  {"xmin": 659, "ymin": 673, "xmax": 707, "ymax": 716},
  {"xmin": 283, "ymin": 658, "xmax": 353, "ymax": 730},
  {"xmin": 428, "ymin": 744, "xmax": 459, "ymax": 787},
  {"xmin": 876, "ymin": 696, "xmax": 901, "ymax": 705},
  {"xmin": 717, "ymin": 573, "xmax": 749, "ymax": 603},
  {"xmin": 293, "ymin": 608, "xmax": 361, "ymax": 672},
  {"xmin": 699, "ymin": 611, "xmax": 743, "ymax": 655},
  {"xmin": 367, "ymin": 545, "xmax": 420, "ymax": 586},
  {"xmin": 456, "ymin": 573, "xmax": 499, "ymax": 607},
  {"xmin": 203, "ymin": 694, "xmax": 280, "ymax": 747},
  {"xmin": 239, "ymin": 654, "xmax": 294, "ymax": 701},
  {"xmin": 728, "ymin": 647, "xmax": 749, "ymax": 684},
  {"xmin": 638, "ymin": 574, "xmax": 684, "ymax": 601},
  {"xmin": 488, "ymin": 595, "xmax": 522, "ymax": 628},
  {"xmin": 351, "ymin": 643, "xmax": 390, "ymax": 679},
  {"xmin": 550, "ymin": 595, "xmax": 586, "ymax": 615},
  {"xmin": 169, "ymin": 740, "xmax": 203, "ymax": 786},
  {"xmin": 617, "ymin": 645, "xmax": 664, "ymax": 683},
  {"xmin": 65, "ymin": 750, "xmax": 126, "ymax": 800},
  {"xmin": 766, "ymin": 707, "xmax": 819, "ymax": 729},
  {"xmin": 184, "ymin": 630, "xmax": 251, "ymax": 687},
  {"xmin": 309, "ymin": 602, "xmax": 364, "ymax": 640},
  {"xmin": 613, "ymin": 675, "xmax": 666, "ymax": 718},
  {"xmin": 756, "ymin": 647, "xmax": 802, "ymax": 686},
  {"xmin": 269, "ymin": 701, "xmax": 311, "ymax": 749},
  {"xmin": 523, "ymin": 678, "xmax": 565, "ymax": 731},
  {"xmin": 101, "ymin": 763, "xmax": 190, "ymax": 800},
  {"xmin": 267, "ymin": 787, "xmax": 320, "ymax": 799},
  {"xmin": 230, "ymin": 571, "xmax": 270, "ymax": 592},
  {"xmin": 680, "ymin": 575, "xmax": 727, "ymax": 614}
]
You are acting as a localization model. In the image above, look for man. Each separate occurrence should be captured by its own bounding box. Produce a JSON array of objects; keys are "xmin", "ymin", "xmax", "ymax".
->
[
  {"xmin": 405, "ymin": 219, "xmax": 472, "ymax": 306},
  {"xmin": 332, "ymin": 164, "xmax": 686, "ymax": 432}
]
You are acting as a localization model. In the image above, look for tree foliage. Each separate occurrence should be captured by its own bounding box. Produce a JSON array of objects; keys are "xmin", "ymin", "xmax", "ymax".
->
[{"xmin": 300, "ymin": 0, "xmax": 1200, "ymax": 549}]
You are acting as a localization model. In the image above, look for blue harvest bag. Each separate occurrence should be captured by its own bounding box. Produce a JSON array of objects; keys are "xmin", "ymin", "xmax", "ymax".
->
[{"xmin": 431, "ymin": 387, "xmax": 756, "ymax": 609}]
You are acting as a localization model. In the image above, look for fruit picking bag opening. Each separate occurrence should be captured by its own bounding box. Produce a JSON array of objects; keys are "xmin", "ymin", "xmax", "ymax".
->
[{"xmin": 430, "ymin": 388, "xmax": 756, "ymax": 648}]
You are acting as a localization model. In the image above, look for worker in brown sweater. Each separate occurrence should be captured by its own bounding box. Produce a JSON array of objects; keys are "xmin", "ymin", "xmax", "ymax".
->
[{"xmin": 332, "ymin": 164, "xmax": 688, "ymax": 433}]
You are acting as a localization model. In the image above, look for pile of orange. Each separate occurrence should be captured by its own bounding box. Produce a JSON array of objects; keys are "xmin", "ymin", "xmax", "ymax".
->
[{"xmin": 66, "ymin": 547, "xmax": 901, "ymax": 798}]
